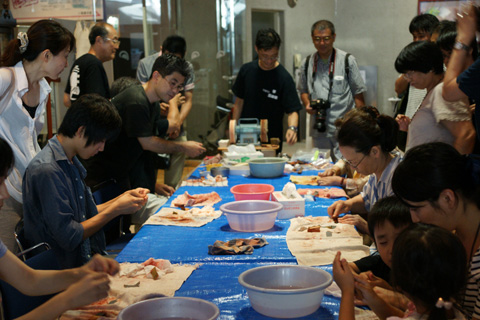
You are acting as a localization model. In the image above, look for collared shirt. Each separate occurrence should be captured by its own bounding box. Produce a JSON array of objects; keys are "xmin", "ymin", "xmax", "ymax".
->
[
  {"xmin": 0, "ymin": 61, "xmax": 51, "ymax": 203},
  {"xmin": 360, "ymin": 153, "xmax": 403, "ymax": 212},
  {"xmin": 298, "ymin": 49, "xmax": 366, "ymax": 138},
  {"xmin": 23, "ymin": 136, "xmax": 105, "ymax": 268}
]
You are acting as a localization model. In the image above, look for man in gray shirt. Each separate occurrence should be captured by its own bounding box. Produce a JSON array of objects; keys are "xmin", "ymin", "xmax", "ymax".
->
[{"xmin": 298, "ymin": 20, "xmax": 366, "ymax": 160}]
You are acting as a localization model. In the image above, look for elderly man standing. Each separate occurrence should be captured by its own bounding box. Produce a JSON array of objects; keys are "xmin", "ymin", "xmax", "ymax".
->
[
  {"xmin": 64, "ymin": 22, "xmax": 120, "ymax": 107},
  {"xmin": 232, "ymin": 28, "xmax": 302, "ymax": 153},
  {"xmin": 298, "ymin": 20, "xmax": 366, "ymax": 161}
]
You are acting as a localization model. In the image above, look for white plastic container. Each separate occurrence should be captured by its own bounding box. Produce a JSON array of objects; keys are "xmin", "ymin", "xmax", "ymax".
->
[
  {"xmin": 220, "ymin": 200, "xmax": 283, "ymax": 232},
  {"xmin": 238, "ymin": 265, "xmax": 332, "ymax": 319},
  {"xmin": 272, "ymin": 191, "xmax": 305, "ymax": 219}
]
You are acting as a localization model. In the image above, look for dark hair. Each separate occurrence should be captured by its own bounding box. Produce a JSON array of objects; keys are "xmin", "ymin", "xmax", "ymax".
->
[
  {"xmin": 0, "ymin": 20, "xmax": 75, "ymax": 67},
  {"xmin": 433, "ymin": 19, "xmax": 456, "ymax": 37},
  {"xmin": 150, "ymin": 53, "xmax": 189, "ymax": 80},
  {"xmin": 162, "ymin": 35, "xmax": 187, "ymax": 58},
  {"xmin": 437, "ymin": 27, "xmax": 479, "ymax": 60},
  {"xmin": 395, "ymin": 41, "xmax": 444, "ymax": 75},
  {"xmin": 255, "ymin": 28, "xmax": 281, "ymax": 51},
  {"xmin": 88, "ymin": 22, "xmax": 111, "ymax": 46},
  {"xmin": 334, "ymin": 106, "xmax": 380, "ymax": 128},
  {"xmin": 311, "ymin": 20, "xmax": 335, "ymax": 35},
  {"xmin": 58, "ymin": 94, "xmax": 122, "ymax": 147},
  {"xmin": 368, "ymin": 196, "xmax": 412, "ymax": 241},
  {"xmin": 337, "ymin": 111, "xmax": 398, "ymax": 154},
  {"xmin": 110, "ymin": 77, "xmax": 141, "ymax": 98},
  {"xmin": 392, "ymin": 142, "xmax": 480, "ymax": 209},
  {"xmin": 0, "ymin": 138, "xmax": 14, "ymax": 178},
  {"xmin": 392, "ymin": 223, "xmax": 466, "ymax": 320},
  {"xmin": 409, "ymin": 13, "xmax": 439, "ymax": 35}
]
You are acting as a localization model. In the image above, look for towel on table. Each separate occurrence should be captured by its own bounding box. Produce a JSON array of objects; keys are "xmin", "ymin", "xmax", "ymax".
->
[{"xmin": 208, "ymin": 237, "xmax": 268, "ymax": 255}]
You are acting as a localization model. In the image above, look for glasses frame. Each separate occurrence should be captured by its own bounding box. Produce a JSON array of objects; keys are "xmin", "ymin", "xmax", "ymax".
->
[
  {"xmin": 342, "ymin": 153, "xmax": 367, "ymax": 168},
  {"xmin": 104, "ymin": 37, "xmax": 121, "ymax": 46}
]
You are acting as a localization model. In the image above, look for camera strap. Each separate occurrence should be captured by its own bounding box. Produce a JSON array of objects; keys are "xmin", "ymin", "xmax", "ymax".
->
[{"xmin": 310, "ymin": 49, "xmax": 336, "ymax": 101}]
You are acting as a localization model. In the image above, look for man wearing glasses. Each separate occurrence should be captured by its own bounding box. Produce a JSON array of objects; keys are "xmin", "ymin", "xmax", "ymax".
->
[
  {"xmin": 64, "ymin": 22, "xmax": 120, "ymax": 107},
  {"xmin": 232, "ymin": 28, "xmax": 302, "ymax": 152},
  {"xmin": 298, "ymin": 20, "xmax": 366, "ymax": 161},
  {"xmin": 83, "ymin": 54, "xmax": 205, "ymax": 228}
]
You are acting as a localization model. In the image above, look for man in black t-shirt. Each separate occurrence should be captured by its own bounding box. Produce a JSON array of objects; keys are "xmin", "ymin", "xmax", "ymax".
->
[
  {"xmin": 84, "ymin": 54, "xmax": 205, "ymax": 197},
  {"xmin": 232, "ymin": 28, "xmax": 302, "ymax": 152},
  {"xmin": 64, "ymin": 22, "xmax": 120, "ymax": 107}
]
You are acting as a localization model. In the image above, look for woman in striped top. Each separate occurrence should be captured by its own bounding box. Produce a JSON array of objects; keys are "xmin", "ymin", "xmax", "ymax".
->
[{"xmin": 392, "ymin": 142, "xmax": 480, "ymax": 319}]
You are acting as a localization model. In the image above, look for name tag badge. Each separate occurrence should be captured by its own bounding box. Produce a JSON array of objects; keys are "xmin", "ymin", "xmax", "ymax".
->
[{"xmin": 334, "ymin": 75, "xmax": 344, "ymax": 81}]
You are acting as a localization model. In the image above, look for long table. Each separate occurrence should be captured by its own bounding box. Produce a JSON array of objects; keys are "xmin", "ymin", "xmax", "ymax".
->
[{"xmin": 116, "ymin": 165, "xmax": 342, "ymax": 319}]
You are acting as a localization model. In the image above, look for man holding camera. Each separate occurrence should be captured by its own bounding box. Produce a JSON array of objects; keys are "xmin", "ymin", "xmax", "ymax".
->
[
  {"xmin": 232, "ymin": 28, "xmax": 302, "ymax": 153},
  {"xmin": 299, "ymin": 20, "xmax": 366, "ymax": 160}
]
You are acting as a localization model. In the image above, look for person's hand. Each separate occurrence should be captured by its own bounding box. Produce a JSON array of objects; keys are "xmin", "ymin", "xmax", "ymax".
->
[
  {"xmin": 305, "ymin": 103, "xmax": 315, "ymax": 115},
  {"xmin": 155, "ymin": 183, "xmax": 175, "ymax": 197},
  {"xmin": 61, "ymin": 272, "xmax": 111, "ymax": 310},
  {"xmin": 354, "ymin": 274, "xmax": 382, "ymax": 307},
  {"xmin": 317, "ymin": 175, "xmax": 343, "ymax": 186},
  {"xmin": 167, "ymin": 122, "xmax": 181, "ymax": 139},
  {"xmin": 363, "ymin": 271, "xmax": 391, "ymax": 290},
  {"xmin": 84, "ymin": 254, "xmax": 119, "ymax": 276},
  {"xmin": 338, "ymin": 214, "xmax": 368, "ymax": 234},
  {"xmin": 115, "ymin": 188, "xmax": 149, "ymax": 215},
  {"xmin": 160, "ymin": 102, "xmax": 170, "ymax": 117},
  {"xmin": 169, "ymin": 93, "xmax": 186, "ymax": 107},
  {"xmin": 327, "ymin": 200, "xmax": 351, "ymax": 222},
  {"xmin": 395, "ymin": 114, "xmax": 410, "ymax": 132},
  {"xmin": 456, "ymin": 3, "xmax": 477, "ymax": 44},
  {"xmin": 181, "ymin": 141, "xmax": 206, "ymax": 157},
  {"xmin": 285, "ymin": 129, "xmax": 297, "ymax": 145},
  {"xmin": 469, "ymin": 103, "xmax": 476, "ymax": 116},
  {"xmin": 318, "ymin": 166, "xmax": 341, "ymax": 177},
  {"xmin": 333, "ymin": 252, "xmax": 355, "ymax": 293}
]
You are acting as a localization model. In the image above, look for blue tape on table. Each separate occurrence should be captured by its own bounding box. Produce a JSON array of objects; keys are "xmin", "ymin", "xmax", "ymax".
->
[
  {"xmin": 116, "ymin": 164, "xmax": 348, "ymax": 319},
  {"xmin": 173, "ymin": 262, "xmax": 339, "ymax": 320}
]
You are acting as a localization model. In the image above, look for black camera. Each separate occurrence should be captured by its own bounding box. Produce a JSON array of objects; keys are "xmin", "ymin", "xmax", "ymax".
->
[{"xmin": 310, "ymin": 99, "xmax": 330, "ymax": 132}]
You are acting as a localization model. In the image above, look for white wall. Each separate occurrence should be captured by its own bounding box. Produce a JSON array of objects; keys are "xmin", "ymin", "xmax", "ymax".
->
[{"xmin": 243, "ymin": 0, "xmax": 418, "ymax": 116}]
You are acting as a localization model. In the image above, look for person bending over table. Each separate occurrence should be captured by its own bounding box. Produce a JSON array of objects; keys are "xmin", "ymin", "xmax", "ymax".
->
[
  {"xmin": 83, "ymin": 54, "xmax": 205, "ymax": 229},
  {"xmin": 0, "ymin": 136, "xmax": 119, "ymax": 319},
  {"xmin": 392, "ymin": 142, "xmax": 480, "ymax": 320},
  {"xmin": 23, "ymin": 94, "xmax": 149, "ymax": 269},
  {"xmin": 327, "ymin": 110, "xmax": 401, "ymax": 234}
]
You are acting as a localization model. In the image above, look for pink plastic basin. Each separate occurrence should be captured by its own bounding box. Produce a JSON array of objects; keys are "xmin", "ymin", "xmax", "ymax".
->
[
  {"xmin": 230, "ymin": 184, "xmax": 274, "ymax": 201},
  {"xmin": 220, "ymin": 200, "xmax": 283, "ymax": 232}
]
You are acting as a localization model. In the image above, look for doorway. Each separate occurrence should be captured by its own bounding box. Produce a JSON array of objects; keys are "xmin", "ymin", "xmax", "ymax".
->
[{"xmin": 251, "ymin": 10, "xmax": 284, "ymax": 62}]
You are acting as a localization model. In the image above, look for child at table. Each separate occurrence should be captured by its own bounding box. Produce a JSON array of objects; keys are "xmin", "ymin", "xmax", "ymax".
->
[
  {"xmin": 333, "ymin": 223, "xmax": 468, "ymax": 320},
  {"xmin": 349, "ymin": 196, "xmax": 412, "ymax": 284},
  {"xmin": 0, "ymin": 137, "xmax": 120, "ymax": 319}
]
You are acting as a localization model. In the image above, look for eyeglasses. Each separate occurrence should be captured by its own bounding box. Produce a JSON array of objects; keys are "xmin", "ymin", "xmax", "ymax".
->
[
  {"xmin": 342, "ymin": 153, "xmax": 367, "ymax": 168},
  {"xmin": 164, "ymin": 77, "xmax": 184, "ymax": 92},
  {"xmin": 313, "ymin": 36, "xmax": 332, "ymax": 43},
  {"xmin": 402, "ymin": 71, "xmax": 418, "ymax": 80},
  {"xmin": 104, "ymin": 37, "xmax": 121, "ymax": 46},
  {"xmin": 258, "ymin": 54, "xmax": 278, "ymax": 62}
]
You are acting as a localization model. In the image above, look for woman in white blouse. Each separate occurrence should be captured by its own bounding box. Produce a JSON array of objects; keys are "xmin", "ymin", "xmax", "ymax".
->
[
  {"xmin": 0, "ymin": 20, "xmax": 74, "ymax": 250},
  {"xmin": 394, "ymin": 41, "xmax": 475, "ymax": 155}
]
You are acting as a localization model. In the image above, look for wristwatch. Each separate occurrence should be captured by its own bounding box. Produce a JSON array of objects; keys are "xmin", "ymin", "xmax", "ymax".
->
[
  {"xmin": 288, "ymin": 126, "xmax": 298, "ymax": 132},
  {"xmin": 453, "ymin": 41, "xmax": 470, "ymax": 51}
]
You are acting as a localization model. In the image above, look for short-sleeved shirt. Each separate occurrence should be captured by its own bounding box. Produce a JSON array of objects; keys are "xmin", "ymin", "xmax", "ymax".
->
[
  {"xmin": 64, "ymin": 53, "xmax": 110, "ymax": 102},
  {"xmin": 84, "ymin": 85, "xmax": 165, "ymax": 191},
  {"xmin": 407, "ymin": 82, "xmax": 471, "ymax": 151},
  {"xmin": 463, "ymin": 246, "xmax": 480, "ymax": 319},
  {"xmin": 354, "ymin": 253, "xmax": 390, "ymax": 283},
  {"xmin": 361, "ymin": 153, "xmax": 402, "ymax": 212},
  {"xmin": 298, "ymin": 49, "xmax": 366, "ymax": 138},
  {"xmin": 23, "ymin": 136, "xmax": 105, "ymax": 269},
  {"xmin": 232, "ymin": 60, "xmax": 302, "ymax": 145},
  {"xmin": 458, "ymin": 57, "xmax": 480, "ymax": 141},
  {"xmin": 0, "ymin": 62, "xmax": 50, "ymax": 203}
]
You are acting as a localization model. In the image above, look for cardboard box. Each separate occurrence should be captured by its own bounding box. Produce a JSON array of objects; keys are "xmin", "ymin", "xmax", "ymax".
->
[{"xmin": 272, "ymin": 191, "xmax": 305, "ymax": 220}]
